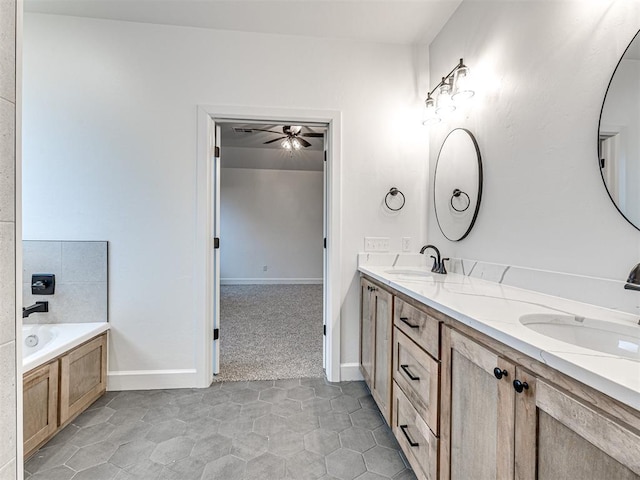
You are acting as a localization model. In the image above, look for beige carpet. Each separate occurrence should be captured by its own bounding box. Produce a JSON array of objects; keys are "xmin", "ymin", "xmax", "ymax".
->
[{"xmin": 213, "ymin": 284, "xmax": 324, "ymax": 382}]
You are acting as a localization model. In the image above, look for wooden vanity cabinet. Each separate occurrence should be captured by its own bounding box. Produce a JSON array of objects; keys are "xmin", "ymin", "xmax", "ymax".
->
[
  {"xmin": 440, "ymin": 325, "xmax": 640, "ymax": 480},
  {"xmin": 360, "ymin": 277, "xmax": 393, "ymax": 423},
  {"xmin": 440, "ymin": 326, "xmax": 516, "ymax": 480},
  {"xmin": 23, "ymin": 362, "xmax": 59, "ymax": 458},
  {"xmin": 514, "ymin": 367, "xmax": 640, "ymax": 480}
]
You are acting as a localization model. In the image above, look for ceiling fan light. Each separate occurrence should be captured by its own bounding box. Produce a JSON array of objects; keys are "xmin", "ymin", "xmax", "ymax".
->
[
  {"xmin": 292, "ymin": 138, "xmax": 302, "ymax": 150},
  {"xmin": 282, "ymin": 139, "xmax": 292, "ymax": 149}
]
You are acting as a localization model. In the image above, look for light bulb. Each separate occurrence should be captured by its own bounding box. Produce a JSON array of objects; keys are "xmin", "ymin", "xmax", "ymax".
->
[
  {"xmin": 452, "ymin": 64, "xmax": 474, "ymax": 103},
  {"xmin": 282, "ymin": 139, "xmax": 291, "ymax": 149},
  {"xmin": 292, "ymin": 138, "xmax": 301, "ymax": 150},
  {"xmin": 422, "ymin": 93, "xmax": 440, "ymax": 126},
  {"xmin": 435, "ymin": 78, "xmax": 455, "ymax": 115}
]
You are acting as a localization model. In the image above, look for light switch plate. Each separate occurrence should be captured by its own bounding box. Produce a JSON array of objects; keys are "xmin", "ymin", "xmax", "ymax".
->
[{"xmin": 365, "ymin": 237, "xmax": 390, "ymax": 252}]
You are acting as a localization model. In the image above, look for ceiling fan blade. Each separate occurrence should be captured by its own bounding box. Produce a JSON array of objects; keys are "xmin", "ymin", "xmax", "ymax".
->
[
  {"xmin": 300, "ymin": 132, "xmax": 324, "ymax": 138},
  {"xmin": 297, "ymin": 137, "xmax": 312, "ymax": 148},
  {"xmin": 263, "ymin": 136, "xmax": 287, "ymax": 144},
  {"xmin": 250, "ymin": 128, "xmax": 282, "ymax": 134}
]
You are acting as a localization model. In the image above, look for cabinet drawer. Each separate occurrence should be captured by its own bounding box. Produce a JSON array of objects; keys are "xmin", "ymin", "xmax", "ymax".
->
[
  {"xmin": 393, "ymin": 328, "xmax": 439, "ymax": 433},
  {"xmin": 394, "ymin": 298, "xmax": 440, "ymax": 358},
  {"xmin": 392, "ymin": 382, "xmax": 438, "ymax": 480}
]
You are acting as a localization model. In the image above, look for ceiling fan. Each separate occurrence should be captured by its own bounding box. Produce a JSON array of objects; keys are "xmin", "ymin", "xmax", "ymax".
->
[{"xmin": 252, "ymin": 125, "xmax": 324, "ymax": 150}]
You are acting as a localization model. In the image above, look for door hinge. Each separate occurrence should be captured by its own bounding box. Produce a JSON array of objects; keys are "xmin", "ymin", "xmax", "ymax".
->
[
  {"xmin": 214, "ymin": 237, "xmax": 220, "ymax": 249},
  {"xmin": 213, "ymin": 328, "xmax": 219, "ymax": 340},
  {"xmin": 214, "ymin": 146, "xmax": 220, "ymax": 158},
  {"xmin": 323, "ymin": 237, "xmax": 327, "ymax": 249},
  {"xmin": 324, "ymin": 151, "xmax": 327, "ymax": 162},
  {"xmin": 323, "ymin": 325, "xmax": 326, "ymax": 336}
]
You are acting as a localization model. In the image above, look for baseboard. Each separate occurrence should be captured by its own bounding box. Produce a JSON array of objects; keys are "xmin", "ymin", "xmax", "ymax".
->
[
  {"xmin": 340, "ymin": 362, "xmax": 364, "ymax": 381},
  {"xmin": 221, "ymin": 278, "xmax": 323, "ymax": 285},
  {"xmin": 107, "ymin": 369, "xmax": 201, "ymax": 391}
]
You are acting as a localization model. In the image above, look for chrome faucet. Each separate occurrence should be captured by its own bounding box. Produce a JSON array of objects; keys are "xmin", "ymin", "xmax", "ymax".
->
[{"xmin": 420, "ymin": 244, "xmax": 449, "ymax": 274}]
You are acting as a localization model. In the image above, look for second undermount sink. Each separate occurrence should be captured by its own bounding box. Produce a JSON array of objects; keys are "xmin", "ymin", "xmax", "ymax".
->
[{"xmin": 519, "ymin": 313, "xmax": 640, "ymax": 361}]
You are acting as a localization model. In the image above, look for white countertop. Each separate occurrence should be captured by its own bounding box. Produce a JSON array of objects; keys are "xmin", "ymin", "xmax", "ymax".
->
[{"xmin": 358, "ymin": 264, "xmax": 640, "ymax": 411}]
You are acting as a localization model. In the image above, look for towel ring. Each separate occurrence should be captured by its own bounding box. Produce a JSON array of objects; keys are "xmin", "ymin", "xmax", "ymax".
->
[
  {"xmin": 385, "ymin": 187, "xmax": 405, "ymax": 211},
  {"xmin": 450, "ymin": 189, "xmax": 470, "ymax": 212}
]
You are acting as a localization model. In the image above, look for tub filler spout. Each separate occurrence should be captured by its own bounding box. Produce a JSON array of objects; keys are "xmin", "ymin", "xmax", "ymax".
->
[{"xmin": 22, "ymin": 301, "xmax": 48, "ymax": 318}]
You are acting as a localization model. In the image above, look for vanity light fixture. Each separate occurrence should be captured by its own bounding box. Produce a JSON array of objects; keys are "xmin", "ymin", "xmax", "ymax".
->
[{"xmin": 422, "ymin": 58, "xmax": 474, "ymax": 126}]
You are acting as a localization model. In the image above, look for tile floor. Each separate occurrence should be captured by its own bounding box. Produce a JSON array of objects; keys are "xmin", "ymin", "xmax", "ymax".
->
[{"xmin": 24, "ymin": 377, "xmax": 417, "ymax": 480}]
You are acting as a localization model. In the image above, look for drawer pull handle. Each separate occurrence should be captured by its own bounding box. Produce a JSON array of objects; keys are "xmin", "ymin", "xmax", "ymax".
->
[
  {"xmin": 399, "ymin": 425, "xmax": 419, "ymax": 447},
  {"xmin": 400, "ymin": 364, "xmax": 420, "ymax": 381},
  {"xmin": 399, "ymin": 317, "xmax": 419, "ymax": 329}
]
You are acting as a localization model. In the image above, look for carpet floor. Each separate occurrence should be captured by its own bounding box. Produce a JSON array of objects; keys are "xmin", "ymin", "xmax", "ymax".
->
[{"xmin": 214, "ymin": 284, "xmax": 324, "ymax": 382}]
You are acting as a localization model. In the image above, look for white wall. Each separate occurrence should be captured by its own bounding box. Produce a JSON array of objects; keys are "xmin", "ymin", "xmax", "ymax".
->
[
  {"xmin": 23, "ymin": 13, "xmax": 428, "ymax": 386},
  {"xmin": 220, "ymin": 167, "xmax": 323, "ymax": 283},
  {"xmin": 426, "ymin": 1, "xmax": 640, "ymax": 314}
]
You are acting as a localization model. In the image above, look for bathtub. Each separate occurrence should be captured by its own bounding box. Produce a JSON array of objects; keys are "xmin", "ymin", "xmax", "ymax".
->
[{"xmin": 22, "ymin": 322, "xmax": 110, "ymax": 373}]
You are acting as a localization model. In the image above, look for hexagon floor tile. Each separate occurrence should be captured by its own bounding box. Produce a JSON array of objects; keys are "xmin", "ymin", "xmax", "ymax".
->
[{"xmin": 24, "ymin": 378, "xmax": 415, "ymax": 480}]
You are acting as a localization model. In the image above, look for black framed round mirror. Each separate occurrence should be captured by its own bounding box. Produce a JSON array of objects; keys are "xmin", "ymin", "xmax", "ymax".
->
[
  {"xmin": 599, "ymin": 29, "xmax": 640, "ymax": 231},
  {"xmin": 433, "ymin": 128, "xmax": 483, "ymax": 241}
]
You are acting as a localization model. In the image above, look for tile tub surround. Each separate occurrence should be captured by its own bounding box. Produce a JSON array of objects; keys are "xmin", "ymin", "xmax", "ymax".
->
[
  {"xmin": 358, "ymin": 257, "xmax": 640, "ymax": 411},
  {"xmin": 24, "ymin": 378, "xmax": 416, "ymax": 480},
  {"xmin": 22, "ymin": 241, "xmax": 108, "ymax": 324}
]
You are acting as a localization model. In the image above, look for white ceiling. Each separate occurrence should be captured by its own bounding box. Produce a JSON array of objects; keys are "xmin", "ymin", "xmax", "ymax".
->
[
  {"xmin": 24, "ymin": 0, "xmax": 461, "ymax": 45},
  {"xmin": 220, "ymin": 123, "xmax": 325, "ymax": 171}
]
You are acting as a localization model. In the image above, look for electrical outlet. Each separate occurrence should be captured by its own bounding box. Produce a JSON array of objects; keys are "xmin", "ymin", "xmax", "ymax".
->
[
  {"xmin": 402, "ymin": 237, "xmax": 412, "ymax": 252},
  {"xmin": 263, "ymin": 265, "xmax": 268, "ymax": 271},
  {"xmin": 364, "ymin": 237, "xmax": 390, "ymax": 252}
]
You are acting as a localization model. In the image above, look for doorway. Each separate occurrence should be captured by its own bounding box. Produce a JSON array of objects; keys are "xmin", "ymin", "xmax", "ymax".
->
[
  {"xmin": 216, "ymin": 122, "xmax": 326, "ymax": 381},
  {"xmin": 195, "ymin": 106, "xmax": 342, "ymax": 386}
]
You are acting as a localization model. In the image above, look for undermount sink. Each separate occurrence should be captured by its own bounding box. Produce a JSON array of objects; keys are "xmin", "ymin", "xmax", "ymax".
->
[
  {"xmin": 384, "ymin": 269, "xmax": 432, "ymax": 278},
  {"xmin": 519, "ymin": 313, "xmax": 640, "ymax": 361}
]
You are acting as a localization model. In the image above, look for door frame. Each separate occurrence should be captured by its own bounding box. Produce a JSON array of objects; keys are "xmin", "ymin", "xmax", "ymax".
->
[{"xmin": 195, "ymin": 105, "xmax": 342, "ymax": 386}]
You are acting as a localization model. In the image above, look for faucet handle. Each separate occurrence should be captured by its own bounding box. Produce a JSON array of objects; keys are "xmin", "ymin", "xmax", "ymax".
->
[
  {"xmin": 429, "ymin": 255, "xmax": 438, "ymax": 273},
  {"xmin": 440, "ymin": 258, "xmax": 449, "ymax": 274}
]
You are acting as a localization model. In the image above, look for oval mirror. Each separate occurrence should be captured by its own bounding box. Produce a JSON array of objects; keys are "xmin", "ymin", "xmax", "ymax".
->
[
  {"xmin": 434, "ymin": 128, "xmax": 483, "ymax": 241},
  {"xmin": 599, "ymin": 29, "xmax": 640, "ymax": 230}
]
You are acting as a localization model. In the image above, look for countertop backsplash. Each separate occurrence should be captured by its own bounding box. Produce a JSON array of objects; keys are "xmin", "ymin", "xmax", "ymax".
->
[
  {"xmin": 22, "ymin": 241, "xmax": 108, "ymax": 324},
  {"xmin": 358, "ymin": 253, "xmax": 639, "ymax": 316}
]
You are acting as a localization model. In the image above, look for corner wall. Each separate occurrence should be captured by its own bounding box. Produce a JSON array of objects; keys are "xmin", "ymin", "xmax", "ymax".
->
[
  {"xmin": 0, "ymin": 0, "xmax": 20, "ymax": 477},
  {"xmin": 427, "ymin": 1, "xmax": 640, "ymax": 314}
]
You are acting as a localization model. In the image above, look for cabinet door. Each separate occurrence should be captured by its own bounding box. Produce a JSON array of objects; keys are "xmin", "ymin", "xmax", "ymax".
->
[
  {"xmin": 60, "ymin": 333, "xmax": 108, "ymax": 425},
  {"xmin": 23, "ymin": 362, "xmax": 59, "ymax": 458},
  {"xmin": 514, "ymin": 368, "xmax": 640, "ymax": 480},
  {"xmin": 360, "ymin": 278, "xmax": 375, "ymax": 387},
  {"xmin": 371, "ymin": 284, "xmax": 393, "ymax": 424},
  {"xmin": 440, "ymin": 327, "xmax": 515, "ymax": 480}
]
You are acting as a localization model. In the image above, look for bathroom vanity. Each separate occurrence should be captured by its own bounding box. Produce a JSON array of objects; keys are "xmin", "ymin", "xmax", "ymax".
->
[{"xmin": 359, "ymin": 266, "xmax": 640, "ymax": 480}]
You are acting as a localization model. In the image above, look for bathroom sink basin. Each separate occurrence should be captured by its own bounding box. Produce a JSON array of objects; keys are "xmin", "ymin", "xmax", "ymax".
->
[
  {"xmin": 384, "ymin": 269, "xmax": 432, "ymax": 279},
  {"xmin": 519, "ymin": 314, "xmax": 640, "ymax": 361}
]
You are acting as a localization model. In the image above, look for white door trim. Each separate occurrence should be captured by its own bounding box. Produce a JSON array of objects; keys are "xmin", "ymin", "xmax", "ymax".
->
[{"xmin": 195, "ymin": 105, "xmax": 342, "ymax": 386}]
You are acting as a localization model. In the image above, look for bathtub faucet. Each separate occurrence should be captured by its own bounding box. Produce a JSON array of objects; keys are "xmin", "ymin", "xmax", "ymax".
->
[{"xmin": 22, "ymin": 301, "xmax": 48, "ymax": 318}]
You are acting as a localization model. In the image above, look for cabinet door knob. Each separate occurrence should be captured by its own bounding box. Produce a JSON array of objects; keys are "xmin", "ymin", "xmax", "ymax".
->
[
  {"xmin": 399, "ymin": 425, "xmax": 420, "ymax": 447},
  {"xmin": 513, "ymin": 379, "xmax": 529, "ymax": 393},
  {"xmin": 493, "ymin": 368, "xmax": 508, "ymax": 380}
]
